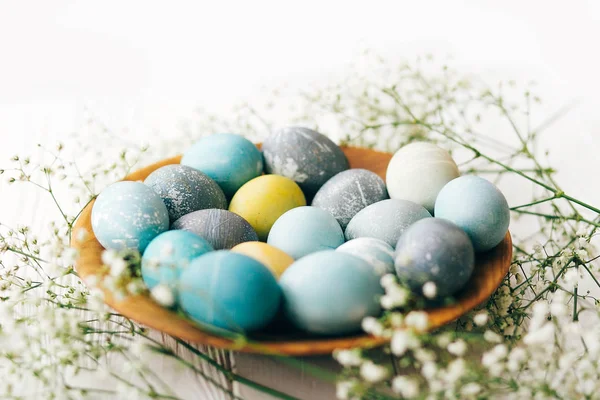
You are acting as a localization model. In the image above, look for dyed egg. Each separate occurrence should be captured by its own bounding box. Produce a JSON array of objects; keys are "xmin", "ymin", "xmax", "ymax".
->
[
  {"xmin": 179, "ymin": 251, "xmax": 280, "ymax": 332},
  {"xmin": 386, "ymin": 142, "xmax": 460, "ymax": 213},
  {"xmin": 231, "ymin": 242, "xmax": 294, "ymax": 279},
  {"xmin": 91, "ymin": 181, "xmax": 169, "ymax": 252},
  {"xmin": 181, "ymin": 133, "xmax": 263, "ymax": 198},
  {"xmin": 279, "ymin": 250, "xmax": 384, "ymax": 335},
  {"xmin": 229, "ymin": 175, "xmax": 306, "ymax": 241},
  {"xmin": 434, "ymin": 175, "xmax": 510, "ymax": 252},
  {"xmin": 336, "ymin": 237, "xmax": 395, "ymax": 275},
  {"xmin": 345, "ymin": 199, "xmax": 431, "ymax": 247},
  {"xmin": 144, "ymin": 164, "xmax": 227, "ymax": 223},
  {"xmin": 141, "ymin": 230, "xmax": 213, "ymax": 290},
  {"xmin": 312, "ymin": 169, "xmax": 388, "ymax": 229},
  {"xmin": 262, "ymin": 127, "xmax": 350, "ymax": 196},
  {"xmin": 267, "ymin": 206, "xmax": 344, "ymax": 259},
  {"xmin": 395, "ymin": 218, "xmax": 475, "ymax": 298},
  {"xmin": 172, "ymin": 209, "xmax": 258, "ymax": 250}
]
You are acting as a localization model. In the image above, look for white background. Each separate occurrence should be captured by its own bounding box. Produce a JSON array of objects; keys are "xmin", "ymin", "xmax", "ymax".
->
[{"xmin": 1, "ymin": 1, "xmax": 600, "ymax": 398}]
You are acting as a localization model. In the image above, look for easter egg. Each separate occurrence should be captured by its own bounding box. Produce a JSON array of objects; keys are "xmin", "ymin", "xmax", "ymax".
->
[
  {"xmin": 141, "ymin": 230, "xmax": 213, "ymax": 290},
  {"xmin": 279, "ymin": 250, "xmax": 384, "ymax": 335},
  {"xmin": 179, "ymin": 251, "xmax": 280, "ymax": 332},
  {"xmin": 144, "ymin": 164, "xmax": 227, "ymax": 223},
  {"xmin": 172, "ymin": 209, "xmax": 258, "ymax": 250},
  {"xmin": 395, "ymin": 218, "xmax": 475, "ymax": 298},
  {"xmin": 312, "ymin": 169, "xmax": 388, "ymax": 230},
  {"xmin": 231, "ymin": 242, "xmax": 294, "ymax": 279},
  {"xmin": 386, "ymin": 142, "xmax": 460, "ymax": 213},
  {"xmin": 181, "ymin": 133, "xmax": 263, "ymax": 198},
  {"xmin": 91, "ymin": 181, "xmax": 169, "ymax": 252},
  {"xmin": 434, "ymin": 175, "xmax": 510, "ymax": 252},
  {"xmin": 262, "ymin": 127, "xmax": 350, "ymax": 196},
  {"xmin": 336, "ymin": 237, "xmax": 395, "ymax": 275},
  {"xmin": 345, "ymin": 199, "xmax": 431, "ymax": 247},
  {"xmin": 267, "ymin": 206, "xmax": 344, "ymax": 259},
  {"xmin": 228, "ymin": 175, "xmax": 306, "ymax": 241}
]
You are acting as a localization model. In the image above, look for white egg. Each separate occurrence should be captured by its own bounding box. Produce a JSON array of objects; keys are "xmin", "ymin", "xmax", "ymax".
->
[{"xmin": 385, "ymin": 142, "xmax": 459, "ymax": 213}]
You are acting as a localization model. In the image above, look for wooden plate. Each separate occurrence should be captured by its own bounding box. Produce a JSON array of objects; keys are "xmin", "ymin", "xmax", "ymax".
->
[{"xmin": 72, "ymin": 146, "xmax": 512, "ymax": 356}]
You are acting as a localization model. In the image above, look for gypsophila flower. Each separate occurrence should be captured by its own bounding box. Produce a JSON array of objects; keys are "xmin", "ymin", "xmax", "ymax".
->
[
  {"xmin": 473, "ymin": 312, "xmax": 488, "ymax": 326},
  {"xmin": 391, "ymin": 330, "xmax": 420, "ymax": 356},
  {"xmin": 150, "ymin": 284, "xmax": 175, "ymax": 307},
  {"xmin": 483, "ymin": 330, "xmax": 503, "ymax": 343},
  {"xmin": 405, "ymin": 311, "xmax": 428, "ymax": 331},
  {"xmin": 359, "ymin": 361, "xmax": 389, "ymax": 383},
  {"xmin": 447, "ymin": 339, "xmax": 467, "ymax": 356},
  {"xmin": 422, "ymin": 282, "xmax": 437, "ymax": 299},
  {"xmin": 392, "ymin": 376, "xmax": 420, "ymax": 398},
  {"xmin": 336, "ymin": 380, "xmax": 358, "ymax": 400},
  {"xmin": 333, "ymin": 349, "xmax": 363, "ymax": 367}
]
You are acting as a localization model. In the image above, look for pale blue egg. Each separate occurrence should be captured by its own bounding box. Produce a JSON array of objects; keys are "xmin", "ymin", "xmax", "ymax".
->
[
  {"xmin": 181, "ymin": 133, "xmax": 263, "ymax": 198},
  {"xmin": 141, "ymin": 230, "xmax": 213, "ymax": 291},
  {"xmin": 336, "ymin": 237, "xmax": 395, "ymax": 275},
  {"xmin": 91, "ymin": 181, "xmax": 169, "ymax": 252},
  {"xmin": 279, "ymin": 250, "xmax": 384, "ymax": 335},
  {"xmin": 434, "ymin": 175, "xmax": 510, "ymax": 252},
  {"xmin": 267, "ymin": 206, "xmax": 344, "ymax": 259},
  {"xmin": 345, "ymin": 199, "xmax": 432, "ymax": 247},
  {"xmin": 395, "ymin": 218, "xmax": 475, "ymax": 298},
  {"xmin": 178, "ymin": 251, "xmax": 281, "ymax": 332},
  {"xmin": 144, "ymin": 164, "xmax": 227, "ymax": 223}
]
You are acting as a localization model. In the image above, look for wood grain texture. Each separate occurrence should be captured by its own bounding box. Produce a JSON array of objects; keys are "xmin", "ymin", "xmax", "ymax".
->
[{"xmin": 71, "ymin": 146, "xmax": 512, "ymax": 356}]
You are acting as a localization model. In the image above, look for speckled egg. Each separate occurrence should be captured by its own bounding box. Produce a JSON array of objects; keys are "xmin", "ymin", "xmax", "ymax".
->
[
  {"xmin": 386, "ymin": 142, "xmax": 460, "ymax": 213},
  {"xmin": 345, "ymin": 199, "xmax": 432, "ymax": 247},
  {"xmin": 336, "ymin": 238, "xmax": 395, "ymax": 275},
  {"xmin": 172, "ymin": 209, "xmax": 258, "ymax": 250},
  {"xmin": 181, "ymin": 133, "xmax": 263, "ymax": 198},
  {"xmin": 144, "ymin": 164, "xmax": 227, "ymax": 223},
  {"xmin": 141, "ymin": 230, "xmax": 213, "ymax": 291},
  {"xmin": 262, "ymin": 127, "xmax": 350, "ymax": 196},
  {"xmin": 231, "ymin": 241, "xmax": 294, "ymax": 279},
  {"xmin": 435, "ymin": 175, "xmax": 510, "ymax": 252},
  {"xmin": 312, "ymin": 169, "xmax": 388, "ymax": 230},
  {"xmin": 91, "ymin": 181, "xmax": 169, "ymax": 252},
  {"xmin": 267, "ymin": 206, "xmax": 344, "ymax": 259},
  {"xmin": 228, "ymin": 175, "xmax": 306, "ymax": 241},
  {"xmin": 395, "ymin": 218, "xmax": 475, "ymax": 298},
  {"xmin": 179, "ymin": 251, "xmax": 280, "ymax": 332},
  {"xmin": 279, "ymin": 250, "xmax": 384, "ymax": 335}
]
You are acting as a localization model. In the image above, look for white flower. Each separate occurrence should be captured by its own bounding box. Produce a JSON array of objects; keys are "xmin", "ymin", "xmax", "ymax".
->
[
  {"xmin": 336, "ymin": 380, "xmax": 357, "ymax": 400},
  {"xmin": 421, "ymin": 361, "xmax": 437, "ymax": 380},
  {"xmin": 405, "ymin": 311, "xmax": 428, "ymax": 331},
  {"xmin": 359, "ymin": 361, "xmax": 389, "ymax": 383},
  {"xmin": 101, "ymin": 249, "xmax": 118, "ymax": 266},
  {"xmin": 447, "ymin": 339, "xmax": 467, "ymax": 356},
  {"xmin": 422, "ymin": 282, "xmax": 437, "ymax": 299},
  {"xmin": 461, "ymin": 382, "xmax": 482, "ymax": 396},
  {"xmin": 391, "ymin": 330, "xmax": 420, "ymax": 356},
  {"xmin": 361, "ymin": 316, "xmax": 383, "ymax": 336},
  {"xmin": 524, "ymin": 322, "xmax": 554, "ymax": 345},
  {"xmin": 445, "ymin": 358, "xmax": 466, "ymax": 383},
  {"xmin": 473, "ymin": 312, "xmax": 488, "ymax": 326},
  {"xmin": 380, "ymin": 274, "xmax": 396, "ymax": 288},
  {"xmin": 150, "ymin": 284, "xmax": 175, "ymax": 307},
  {"xmin": 333, "ymin": 349, "xmax": 363, "ymax": 367},
  {"xmin": 109, "ymin": 258, "xmax": 128, "ymax": 277},
  {"xmin": 392, "ymin": 376, "xmax": 420, "ymax": 398},
  {"xmin": 483, "ymin": 330, "xmax": 503, "ymax": 343},
  {"xmin": 550, "ymin": 301, "xmax": 567, "ymax": 317}
]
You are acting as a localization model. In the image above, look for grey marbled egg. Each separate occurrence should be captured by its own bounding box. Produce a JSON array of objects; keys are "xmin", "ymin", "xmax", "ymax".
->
[
  {"xmin": 172, "ymin": 209, "xmax": 258, "ymax": 250},
  {"xmin": 312, "ymin": 169, "xmax": 388, "ymax": 229},
  {"xmin": 336, "ymin": 238, "xmax": 395, "ymax": 275},
  {"xmin": 262, "ymin": 127, "xmax": 350, "ymax": 196},
  {"xmin": 394, "ymin": 218, "xmax": 475, "ymax": 298},
  {"xmin": 144, "ymin": 164, "xmax": 227, "ymax": 223},
  {"xmin": 345, "ymin": 199, "xmax": 432, "ymax": 247}
]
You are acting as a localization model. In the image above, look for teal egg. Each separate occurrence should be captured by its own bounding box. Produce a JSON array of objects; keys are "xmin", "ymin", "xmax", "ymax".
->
[
  {"xmin": 181, "ymin": 133, "xmax": 263, "ymax": 198},
  {"xmin": 336, "ymin": 237, "xmax": 395, "ymax": 275},
  {"xmin": 178, "ymin": 251, "xmax": 281, "ymax": 332},
  {"xmin": 395, "ymin": 218, "xmax": 475, "ymax": 298},
  {"xmin": 141, "ymin": 230, "xmax": 213, "ymax": 291},
  {"xmin": 267, "ymin": 206, "xmax": 344, "ymax": 259},
  {"xmin": 434, "ymin": 176, "xmax": 510, "ymax": 252},
  {"xmin": 279, "ymin": 250, "xmax": 384, "ymax": 335},
  {"xmin": 91, "ymin": 181, "xmax": 169, "ymax": 252}
]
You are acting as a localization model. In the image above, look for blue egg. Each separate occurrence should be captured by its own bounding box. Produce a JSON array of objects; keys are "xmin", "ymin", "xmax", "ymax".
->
[
  {"xmin": 141, "ymin": 230, "xmax": 213, "ymax": 291},
  {"xmin": 395, "ymin": 218, "xmax": 475, "ymax": 298},
  {"xmin": 144, "ymin": 164, "xmax": 227, "ymax": 223},
  {"xmin": 345, "ymin": 199, "xmax": 432, "ymax": 247},
  {"xmin": 181, "ymin": 133, "xmax": 263, "ymax": 198},
  {"xmin": 91, "ymin": 181, "xmax": 169, "ymax": 252},
  {"xmin": 434, "ymin": 176, "xmax": 510, "ymax": 252},
  {"xmin": 267, "ymin": 206, "xmax": 344, "ymax": 259},
  {"xmin": 280, "ymin": 250, "xmax": 384, "ymax": 335},
  {"xmin": 178, "ymin": 251, "xmax": 281, "ymax": 332},
  {"xmin": 336, "ymin": 237, "xmax": 395, "ymax": 275}
]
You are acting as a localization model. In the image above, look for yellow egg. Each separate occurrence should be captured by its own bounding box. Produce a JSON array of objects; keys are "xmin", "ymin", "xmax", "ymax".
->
[
  {"xmin": 229, "ymin": 174, "xmax": 306, "ymax": 241},
  {"xmin": 231, "ymin": 241, "xmax": 294, "ymax": 279}
]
